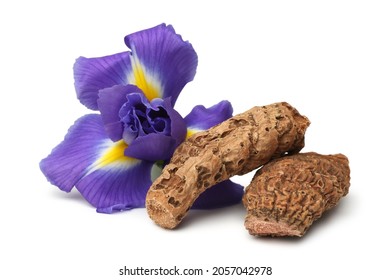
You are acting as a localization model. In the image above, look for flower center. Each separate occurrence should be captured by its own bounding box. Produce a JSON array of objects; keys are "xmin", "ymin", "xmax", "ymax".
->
[{"xmin": 118, "ymin": 93, "xmax": 171, "ymax": 145}]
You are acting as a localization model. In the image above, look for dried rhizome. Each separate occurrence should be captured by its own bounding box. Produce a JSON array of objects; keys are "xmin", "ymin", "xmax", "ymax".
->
[
  {"xmin": 145, "ymin": 101, "xmax": 350, "ymax": 237},
  {"xmin": 243, "ymin": 152, "xmax": 350, "ymax": 237}
]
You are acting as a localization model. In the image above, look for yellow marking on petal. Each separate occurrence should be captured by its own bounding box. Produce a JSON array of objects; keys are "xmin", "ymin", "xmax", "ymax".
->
[
  {"xmin": 129, "ymin": 51, "xmax": 163, "ymax": 101},
  {"xmin": 87, "ymin": 140, "xmax": 137, "ymax": 175},
  {"xmin": 186, "ymin": 128, "xmax": 201, "ymax": 139},
  {"xmin": 95, "ymin": 140, "xmax": 135, "ymax": 168}
]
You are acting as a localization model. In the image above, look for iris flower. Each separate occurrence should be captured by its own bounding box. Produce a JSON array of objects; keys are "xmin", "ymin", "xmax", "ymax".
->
[{"xmin": 40, "ymin": 24, "xmax": 243, "ymax": 213}]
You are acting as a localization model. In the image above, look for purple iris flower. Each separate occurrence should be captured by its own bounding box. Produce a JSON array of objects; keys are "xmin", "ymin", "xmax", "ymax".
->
[{"xmin": 40, "ymin": 24, "xmax": 243, "ymax": 213}]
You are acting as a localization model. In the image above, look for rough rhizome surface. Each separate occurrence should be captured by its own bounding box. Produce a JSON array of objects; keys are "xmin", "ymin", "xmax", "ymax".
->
[
  {"xmin": 243, "ymin": 152, "xmax": 350, "ymax": 237},
  {"xmin": 146, "ymin": 102, "xmax": 310, "ymax": 229}
]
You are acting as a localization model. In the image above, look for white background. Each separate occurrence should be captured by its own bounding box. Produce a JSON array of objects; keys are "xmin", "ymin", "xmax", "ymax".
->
[{"xmin": 1, "ymin": 0, "xmax": 389, "ymax": 279}]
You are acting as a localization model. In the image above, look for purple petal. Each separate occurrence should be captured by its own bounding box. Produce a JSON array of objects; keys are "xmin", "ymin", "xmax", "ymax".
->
[
  {"xmin": 74, "ymin": 52, "xmax": 131, "ymax": 110},
  {"xmin": 124, "ymin": 23, "xmax": 198, "ymax": 104},
  {"xmin": 160, "ymin": 98, "xmax": 187, "ymax": 145},
  {"xmin": 40, "ymin": 114, "xmax": 108, "ymax": 192},
  {"xmin": 77, "ymin": 160, "xmax": 153, "ymax": 213},
  {"xmin": 118, "ymin": 91, "xmax": 151, "ymax": 138},
  {"xmin": 97, "ymin": 84, "xmax": 143, "ymax": 142},
  {"xmin": 120, "ymin": 95, "xmax": 187, "ymax": 161},
  {"xmin": 124, "ymin": 134, "xmax": 176, "ymax": 161},
  {"xmin": 185, "ymin": 100, "xmax": 233, "ymax": 135},
  {"xmin": 192, "ymin": 180, "xmax": 244, "ymax": 209},
  {"xmin": 40, "ymin": 114, "xmax": 154, "ymax": 212},
  {"xmin": 124, "ymin": 99, "xmax": 186, "ymax": 161}
]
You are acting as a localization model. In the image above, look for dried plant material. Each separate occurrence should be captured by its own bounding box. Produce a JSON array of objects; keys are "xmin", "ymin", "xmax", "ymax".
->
[
  {"xmin": 243, "ymin": 152, "xmax": 350, "ymax": 237},
  {"xmin": 146, "ymin": 102, "xmax": 310, "ymax": 229}
]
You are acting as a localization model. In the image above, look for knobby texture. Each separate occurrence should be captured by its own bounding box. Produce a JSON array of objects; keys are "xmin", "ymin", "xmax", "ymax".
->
[
  {"xmin": 243, "ymin": 152, "xmax": 350, "ymax": 237},
  {"xmin": 146, "ymin": 102, "xmax": 310, "ymax": 229}
]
